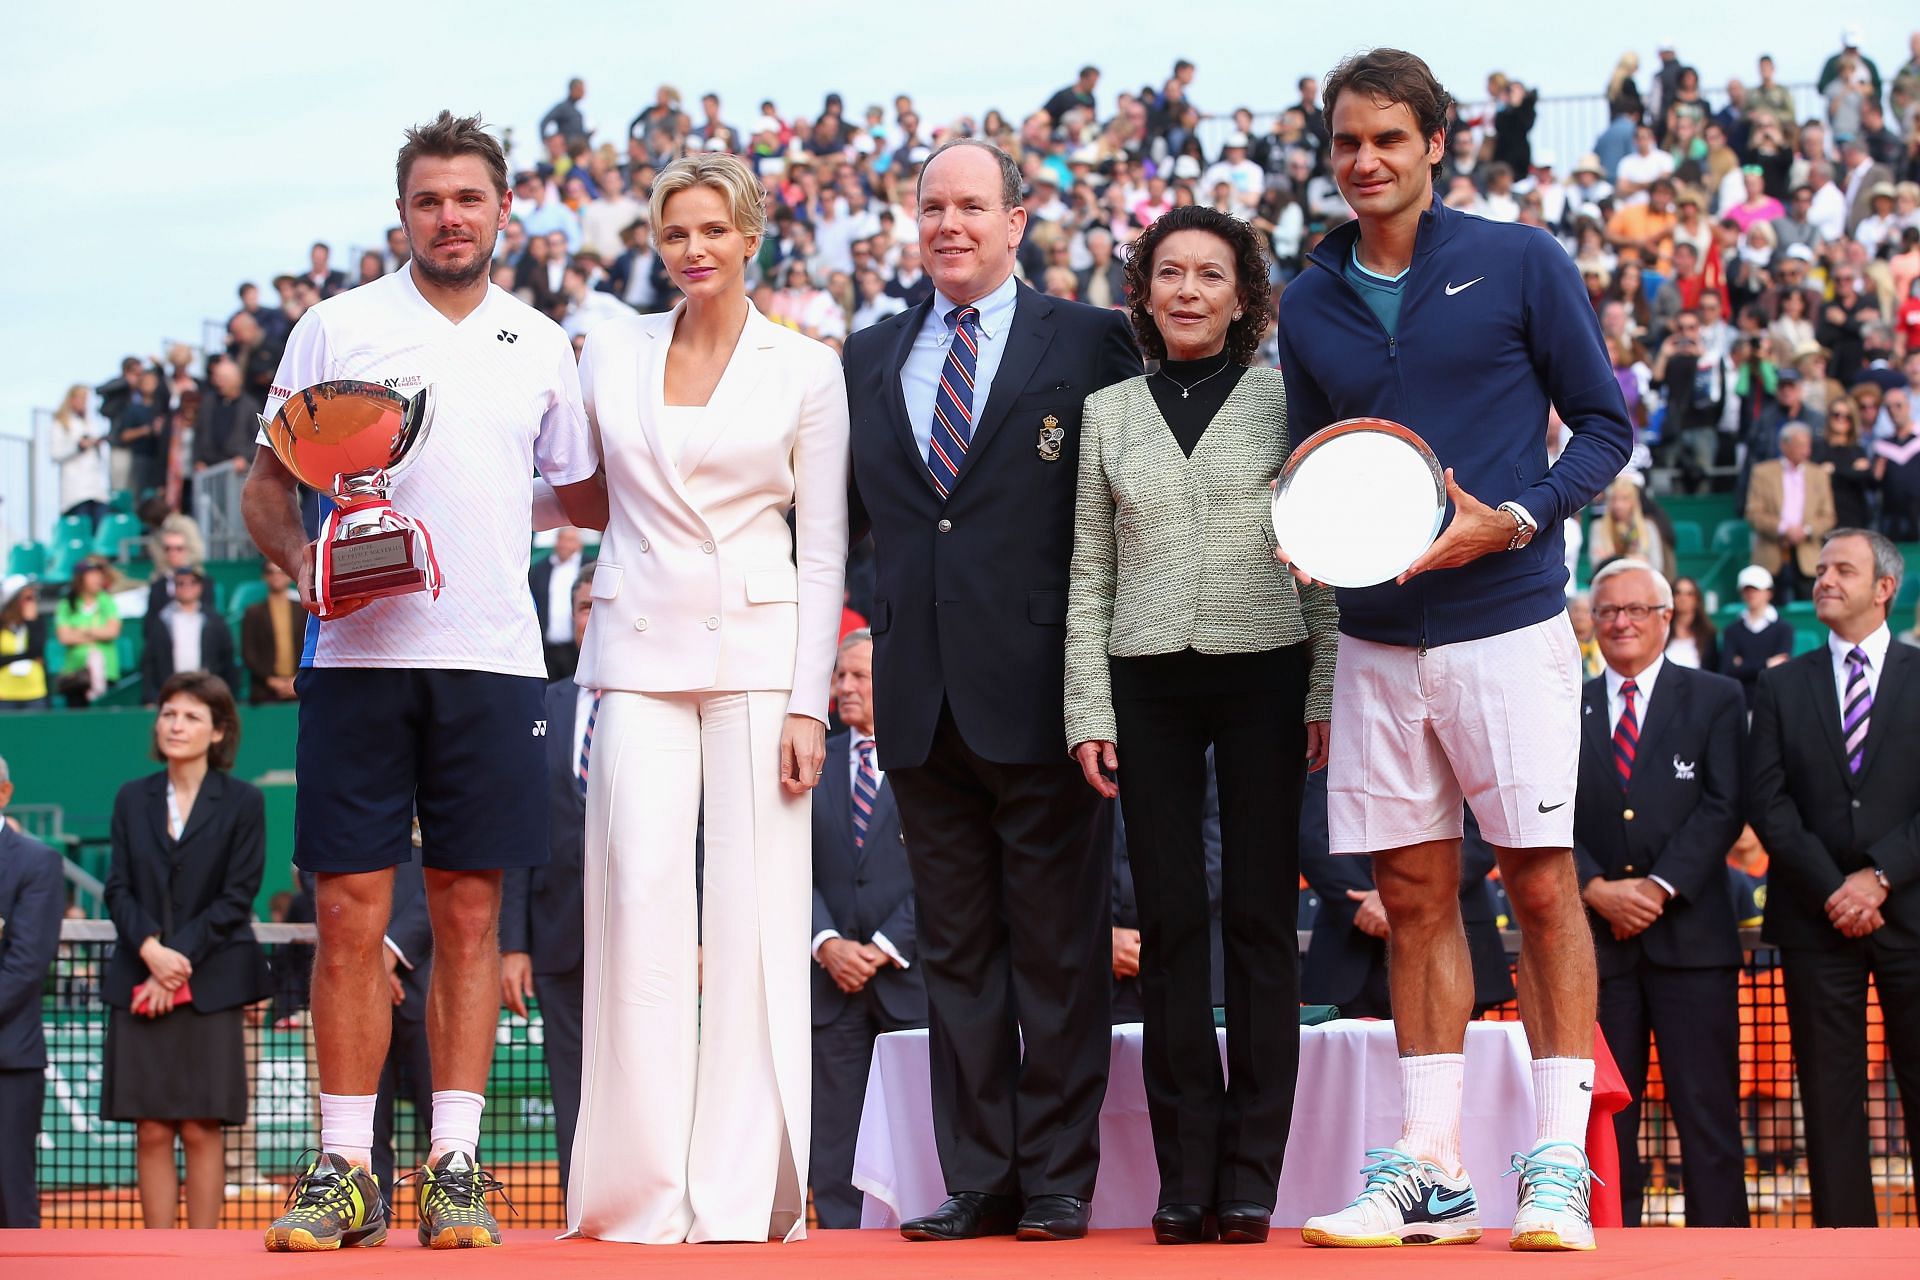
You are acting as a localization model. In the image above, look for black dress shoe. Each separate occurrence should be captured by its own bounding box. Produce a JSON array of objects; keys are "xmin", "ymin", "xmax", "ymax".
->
[
  {"xmin": 1151, "ymin": 1203, "xmax": 1218, "ymax": 1244},
  {"xmin": 900, "ymin": 1192, "xmax": 1022, "ymax": 1241},
  {"xmin": 1016, "ymin": 1193, "xmax": 1090, "ymax": 1240},
  {"xmin": 1216, "ymin": 1200, "xmax": 1272, "ymax": 1244}
]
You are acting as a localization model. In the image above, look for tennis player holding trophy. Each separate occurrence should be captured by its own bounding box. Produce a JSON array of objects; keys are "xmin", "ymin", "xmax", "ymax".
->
[{"xmin": 1269, "ymin": 50, "xmax": 1631, "ymax": 1252}]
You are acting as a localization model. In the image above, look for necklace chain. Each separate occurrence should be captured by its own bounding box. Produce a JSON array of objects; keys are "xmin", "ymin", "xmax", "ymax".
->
[{"xmin": 1156, "ymin": 360, "xmax": 1231, "ymax": 399}]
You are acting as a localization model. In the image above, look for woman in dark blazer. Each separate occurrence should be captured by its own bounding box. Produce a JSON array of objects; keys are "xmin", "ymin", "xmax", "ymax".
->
[
  {"xmin": 103, "ymin": 671, "xmax": 270, "ymax": 1229},
  {"xmin": 1064, "ymin": 206, "xmax": 1339, "ymax": 1245}
]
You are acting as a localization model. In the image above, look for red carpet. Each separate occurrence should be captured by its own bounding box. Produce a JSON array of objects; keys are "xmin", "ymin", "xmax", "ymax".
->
[{"xmin": 3, "ymin": 1228, "xmax": 1916, "ymax": 1278}]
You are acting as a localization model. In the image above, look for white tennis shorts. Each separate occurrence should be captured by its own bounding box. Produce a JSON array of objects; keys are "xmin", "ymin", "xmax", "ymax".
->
[{"xmin": 1327, "ymin": 612, "xmax": 1581, "ymax": 854}]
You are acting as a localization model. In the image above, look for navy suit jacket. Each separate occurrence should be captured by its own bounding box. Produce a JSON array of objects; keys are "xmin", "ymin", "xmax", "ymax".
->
[
  {"xmin": 103, "ymin": 770, "xmax": 271, "ymax": 1012},
  {"xmin": 1749, "ymin": 639, "xmax": 1920, "ymax": 950},
  {"xmin": 1575, "ymin": 664, "xmax": 1746, "ymax": 975},
  {"xmin": 846, "ymin": 282, "xmax": 1143, "ymax": 768},
  {"xmin": 528, "ymin": 553, "xmax": 594, "ymax": 649},
  {"xmin": 1299, "ymin": 770, "xmax": 1514, "ymax": 1009},
  {"xmin": 503, "ymin": 680, "xmax": 586, "ymax": 975},
  {"xmin": 811, "ymin": 731, "xmax": 924, "ymax": 1029},
  {"xmin": 0, "ymin": 825, "xmax": 64, "ymax": 1070}
]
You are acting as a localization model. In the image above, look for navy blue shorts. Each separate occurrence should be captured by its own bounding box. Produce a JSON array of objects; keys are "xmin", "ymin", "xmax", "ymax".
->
[{"xmin": 292, "ymin": 667, "xmax": 549, "ymax": 874}]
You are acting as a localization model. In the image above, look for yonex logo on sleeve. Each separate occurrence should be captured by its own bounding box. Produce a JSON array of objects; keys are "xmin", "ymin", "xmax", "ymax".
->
[{"xmin": 497, "ymin": 330, "xmax": 519, "ymax": 343}]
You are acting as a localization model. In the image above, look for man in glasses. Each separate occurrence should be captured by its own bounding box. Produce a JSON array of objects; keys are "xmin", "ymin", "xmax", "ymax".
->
[{"xmin": 1574, "ymin": 558, "xmax": 1748, "ymax": 1227}]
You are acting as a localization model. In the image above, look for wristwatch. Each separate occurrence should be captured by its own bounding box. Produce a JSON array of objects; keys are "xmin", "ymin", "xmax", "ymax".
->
[
  {"xmin": 1497, "ymin": 501, "xmax": 1537, "ymax": 551},
  {"xmin": 1874, "ymin": 867, "xmax": 1891, "ymax": 891}
]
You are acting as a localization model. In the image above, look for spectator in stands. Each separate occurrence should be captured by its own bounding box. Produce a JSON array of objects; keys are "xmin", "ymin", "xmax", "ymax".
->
[
  {"xmin": 580, "ymin": 168, "xmax": 644, "ymax": 263},
  {"xmin": 808, "ymin": 629, "xmax": 924, "ymax": 1229},
  {"xmin": 0, "ymin": 752, "xmax": 63, "ymax": 1228},
  {"xmin": 226, "ymin": 311, "xmax": 281, "ymax": 407},
  {"xmin": 1747, "ymin": 528, "xmax": 1920, "ymax": 1228},
  {"xmin": 502, "ymin": 576, "xmax": 592, "ymax": 1197},
  {"xmin": 1873, "ymin": 386, "xmax": 1920, "ymax": 539},
  {"xmin": 144, "ymin": 518, "xmax": 203, "ymax": 618},
  {"xmin": 240, "ymin": 561, "xmax": 301, "ymax": 704},
  {"xmin": 1569, "ymin": 592, "xmax": 1603, "ymax": 678},
  {"xmin": 102, "ymin": 672, "xmax": 269, "ymax": 1229},
  {"xmin": 0, "ymin": 578, "xmax": 49, "ymax": 710},
  {"xmin": 560, "ymin": 258, "xmax": 636, "ymax": 339},
  {"xmin": 140, "ymin": 567, "xmax": 236, "ymax": 705},
  {"xmin": 1747, "ymin": 422, "xmax": 1835, "ymax": 600},
  {"xmin": 114, "ymin": 365, "xmax": 170, "ymax": 500},
  {"xmin": 1576, "ymin": 558, "xmax": 1750, "ymax": 1228},
  {"xmin": 1722, "ymin": 564, "xmax": 1795, "ymax": 707},
  {"xmin": 51, "ymin": 383, "xmax": 111, "ymax": 531},
  {"xmin": 53, "ymin": 557, "xmax": 121, "ymax": 707},
  {"xmin": 606, "ymin": 218, "xmax": 670, "ymax": 314},
  {"xmin": 1665, "ymin": 575, "xmax": 1719, "ymax": 670},
  {"xmin": 529, "ymin": 526, "xmax": 591, "ymax": 680},
  {"xmin": 542, "ymin": 77, "xmax": 590, "ymax": 150},
  {"xmin": 1588, "ymin": 474, "xmax": 1669, "ymax": 576},
  {"xmin": 1043, "ymin": 65, "xmax": 1100, "ymax": 125},
  {"xmin": 353, "ymin": 251, "xmax": 385, "ymax": 289},
  {"xmin": 191, "ymin": 357, "xmax": 262, "ymax": 475},
  {"xmin": 1616, "ymin": 125, "xmax": 1675, "ymax": 202},
  {"xmin": 1491, "ymin": 78, "xmax": 1537, "ymax": 177},
  {"xmin": 304, "ymin": 242, "xmax": 347, "ymax": 298},
  {"xmin": 1816, "ymin": 394, "xmax": 1877, "ymax": 529}
]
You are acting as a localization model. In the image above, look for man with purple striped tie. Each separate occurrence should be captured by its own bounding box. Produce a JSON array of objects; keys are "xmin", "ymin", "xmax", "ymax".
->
[
  {"xmin": 1749, "ymin": 527, "xmax": 1920, "ymax": 1227},
  {"xmin": 846, "ymin": 138, "xmax": 1142, "ymax": 1242},
  {"xmin": 807, "ymin": 629, "xmax": 924, "ymax": 1228}
]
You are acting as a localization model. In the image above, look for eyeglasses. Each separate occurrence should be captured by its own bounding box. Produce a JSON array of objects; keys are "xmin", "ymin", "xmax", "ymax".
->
[{"xmin": 1594, "ymin": 603, "xmax": 1671, "ymax": 623}]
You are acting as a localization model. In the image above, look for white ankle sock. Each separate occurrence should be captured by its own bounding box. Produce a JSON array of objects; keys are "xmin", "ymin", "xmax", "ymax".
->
[
  {"xmin": 318, "ymin": 1092, "xmax": 377, "ymax": 1171},
  {"xmin": 1396, "ymin": 1053, "xmax": 1466, "ymax": 1174},
  {"xmin": 1531, "ymin": 1057, "xmax": 1595, "ymax": 1151},
  {"xmin": 428, "ymin": 1089, "xmax": 486, "ymax": 1163}
]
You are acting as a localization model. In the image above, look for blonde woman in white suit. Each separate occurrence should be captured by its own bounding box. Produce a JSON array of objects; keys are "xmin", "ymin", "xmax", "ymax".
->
[{"xmin": 566, "ymin": 153, "xmax": 849, "ymax": 1244}]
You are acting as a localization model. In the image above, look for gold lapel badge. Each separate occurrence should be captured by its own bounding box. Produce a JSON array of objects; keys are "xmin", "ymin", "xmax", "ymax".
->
[{"xmin": 1037, "ymin": 414, "xmax": 1065, "ymax": 462}]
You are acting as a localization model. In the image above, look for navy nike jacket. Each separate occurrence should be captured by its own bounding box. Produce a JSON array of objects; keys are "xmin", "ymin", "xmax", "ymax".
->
[{"xmin": 1275, "ymin": 196, "xmax": 1632, "ymax": 647}]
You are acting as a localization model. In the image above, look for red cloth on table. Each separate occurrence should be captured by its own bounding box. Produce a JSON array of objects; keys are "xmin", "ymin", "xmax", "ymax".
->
[{"xmin": 1586, "ymin": 1022, "xmax": 1630, "ymax": 1227}]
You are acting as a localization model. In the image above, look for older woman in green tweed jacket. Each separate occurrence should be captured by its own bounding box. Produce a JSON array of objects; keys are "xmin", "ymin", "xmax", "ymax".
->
[{"xmin": 1065, "ymin": 206, "xmax": 1338, "ymax": 1247}]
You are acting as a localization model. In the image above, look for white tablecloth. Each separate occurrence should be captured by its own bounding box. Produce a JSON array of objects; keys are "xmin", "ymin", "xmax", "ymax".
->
[{"xmin": 853, "ymin": 1019, "xmax": 1542, "ymax": 1229}]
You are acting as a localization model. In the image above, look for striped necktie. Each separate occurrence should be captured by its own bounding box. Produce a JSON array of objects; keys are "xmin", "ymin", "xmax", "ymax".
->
[
  {"xmin": 852, "ymin": 739, "xmax": 878, "ymax": 849},
  {"xmin": 1843, "ymin": 647, "xmax": 1872, "ymax": 775},
  {"xmin": 577, "ymin": 690, "xmax": 601, "ymax": 798},
  {"xmin": 925, "ymin": 305, "xmax": 980, "ymax": 498},
  {"xmin": 1612, "ymin": 678, "xmax": 1639, "ymax": 792}
]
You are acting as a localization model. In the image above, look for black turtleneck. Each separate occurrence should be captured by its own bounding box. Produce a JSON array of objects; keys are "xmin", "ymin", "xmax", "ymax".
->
[{"xmin": 1147, "ymin": 349, "xmax": 1245, "ymax": 456}]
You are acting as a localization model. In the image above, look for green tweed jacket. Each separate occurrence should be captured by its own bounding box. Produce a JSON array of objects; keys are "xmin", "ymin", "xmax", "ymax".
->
[{"xmin": 1064, "ymin": 367, "xmax": 1339, "ymax": 749}]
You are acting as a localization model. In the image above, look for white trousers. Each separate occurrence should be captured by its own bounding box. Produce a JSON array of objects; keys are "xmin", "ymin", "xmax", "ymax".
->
[{"xmin": 566, "ymin": 689, "xmax": 812, "ymax": 1243}]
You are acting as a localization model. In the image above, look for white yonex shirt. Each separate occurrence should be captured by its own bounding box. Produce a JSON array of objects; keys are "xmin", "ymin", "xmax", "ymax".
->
[{"xmin": 260, "ymin": 267, "xmax": 597, "ymax": 677}]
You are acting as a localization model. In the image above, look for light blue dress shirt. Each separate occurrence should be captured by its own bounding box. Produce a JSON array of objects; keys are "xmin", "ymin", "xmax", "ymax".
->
[{"xmin": 899, "ymin": 273, "xmax": 1020, "ymax": 467}]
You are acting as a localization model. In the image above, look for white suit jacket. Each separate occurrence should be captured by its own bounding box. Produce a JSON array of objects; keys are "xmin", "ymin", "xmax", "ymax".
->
[{"xmin": 573, "ymin": 301, "xmax": 849, "ymax": 723}]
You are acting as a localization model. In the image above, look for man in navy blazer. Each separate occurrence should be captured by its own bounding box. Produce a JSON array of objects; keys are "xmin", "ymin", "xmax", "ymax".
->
[
  {"xmin": 1575, "ymin": 559, "xmax": 1748, "ymax": 1227},
  {"xmin": 502, "ymin": 577, "xmax": 589, "ymax": 1194},
  {"xmin": 1300, "ymin": 771, "xmax": 1515, "ymax": 1017},
  {"xmin": 1747, "ymin": 529, "xmax": 1920, "ymax": 1227},
  {"xmin": 845, "ymin": 138, "xmax": 1141, "ymax": 1242},
  {"xmin": 809, "ymin": 630, "xmax": 925, "ymax": 1228},
  {"xmin": 0, "ymin": 760, "xmax": 65, "ymax": 1228}
]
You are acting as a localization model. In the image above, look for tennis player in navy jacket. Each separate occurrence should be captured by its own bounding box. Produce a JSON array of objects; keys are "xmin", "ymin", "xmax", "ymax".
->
[{"xmin": 1278, "ymin": 50, "xmax": 1630, "ymax": 1253}]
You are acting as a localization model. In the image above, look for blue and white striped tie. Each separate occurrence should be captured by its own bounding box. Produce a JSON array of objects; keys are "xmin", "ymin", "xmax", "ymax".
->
[
  {"xmin": 925, "ymin": 305, "xmax": 980, "ymax": 498},
  {"xmin": 852, "ymin": 739, "xmax": 878, "ymax": 849}
]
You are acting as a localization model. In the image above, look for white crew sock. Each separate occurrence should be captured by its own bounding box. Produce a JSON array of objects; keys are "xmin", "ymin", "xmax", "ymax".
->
[
  {"xmin": 428, "ymin": 1089, "xmax": 486, "ymax": 1164},
  {"xmin": 1532, "ymin": 1057, "xmax": 1595, "ymax": 1152},
  {"xmin": 318, "ymin": 1092, "xmax": 377, "ymax": 1172},
  {"xmin": 1395, "ymin": 1053, "xmax": 1466, "ymax": 1174}
]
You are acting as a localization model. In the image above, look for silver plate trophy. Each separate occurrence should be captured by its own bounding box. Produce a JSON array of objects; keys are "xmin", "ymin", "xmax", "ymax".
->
[
  {"xmin": 1271, "ymin": 417, "xmax": 1447, "ymax": 589},
  {"xmin": 258, "ymin": 380, "xmax": 440, "ymax": 616}
]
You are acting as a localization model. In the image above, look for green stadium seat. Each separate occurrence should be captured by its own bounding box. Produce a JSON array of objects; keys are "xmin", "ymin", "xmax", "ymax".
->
[
  {"xmin": 108, "ymin": 488, "xmax": 136, "ymax": 515},
  {"xmin": 1711, "ymin": 519, "xmax": 1751, "ymax": 554},
  {"xmin": 92, "ymin": 512, "xmax": 142, "ymax": 562},
  {"xmin": 1670, "ymin": 522, "xmax": 1705, "ymax": 555},
  {"xmin": 5, "ymin": 541, "xmax": 46, "ymax": 578},
  {"xmin": 45, "ymin": 536, "xmax": 92, "ymax": 584},
  {"xmin": 52, "ymin": 514, "xmax": 92, "ymax": 547},
  {"xmin": 225, "ymin": 580, "xmax": 268, "ymax": 631}
]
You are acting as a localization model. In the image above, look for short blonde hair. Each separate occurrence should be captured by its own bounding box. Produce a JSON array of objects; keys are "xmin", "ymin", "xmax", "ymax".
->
[{"xmin": 649, "ymin": 153, "xmax": 767, "ymax": 246}]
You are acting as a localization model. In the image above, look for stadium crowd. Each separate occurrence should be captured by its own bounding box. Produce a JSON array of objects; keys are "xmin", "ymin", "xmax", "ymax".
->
[{"xmin": 4, "ymin": 28, "xmax": 1920, "ymax": 1233}]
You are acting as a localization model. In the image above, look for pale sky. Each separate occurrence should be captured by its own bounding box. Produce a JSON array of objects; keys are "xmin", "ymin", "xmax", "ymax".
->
[{"xmin": 2, "ymin": 0, "xmax": 1913, "ymax": 543}]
